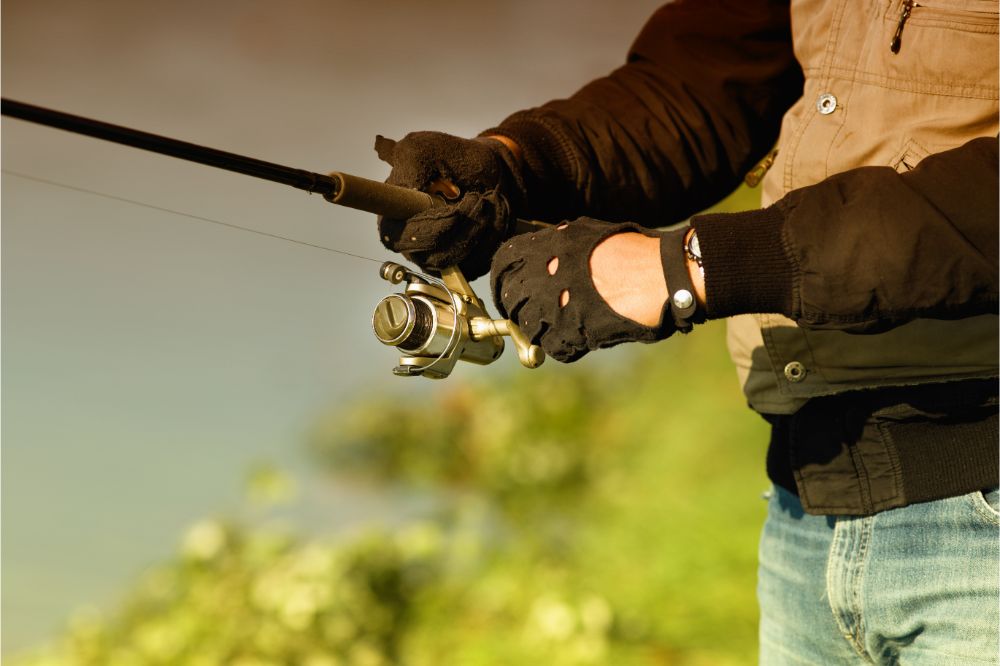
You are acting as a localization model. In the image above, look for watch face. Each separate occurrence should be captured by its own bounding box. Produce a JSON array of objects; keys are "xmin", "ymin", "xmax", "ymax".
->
[{"xmin": 689, "ymin": 232, "xmax": 701, "ymax": 259}]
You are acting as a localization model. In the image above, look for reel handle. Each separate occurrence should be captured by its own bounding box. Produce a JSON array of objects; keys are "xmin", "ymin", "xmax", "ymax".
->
[
  {"xmin": 469, "ymin": 318, "xmax": 545, "ymax": 369},
  {"xmin": 438, "ymin": 265, "xmax": 545, "ymax": 369}
]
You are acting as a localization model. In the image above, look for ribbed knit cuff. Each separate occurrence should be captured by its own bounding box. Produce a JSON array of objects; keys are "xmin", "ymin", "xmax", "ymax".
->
[
  {"xmin": 479, "ymin": 112, "xmax": 579, "ymax": 221},
  {"xmin": 690, "ymin": 205, "xmax": 796, "ymax": 320}
]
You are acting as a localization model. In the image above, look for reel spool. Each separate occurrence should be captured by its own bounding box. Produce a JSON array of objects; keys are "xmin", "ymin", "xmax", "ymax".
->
[{"xmin": 372, "ymin": 262, "xmax": 544, "ymax": 379}]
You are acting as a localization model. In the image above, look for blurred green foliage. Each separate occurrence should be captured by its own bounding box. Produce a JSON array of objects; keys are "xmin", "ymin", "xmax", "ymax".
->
[
  {"xmin": 13, "ymin": 324, "xmax": 771, "ymax": 666},
  {"xmin": 14, "ymin": 520, "xmax": 441, "ymax": 666},
  {"xmin": 309, "ymin": 322, "xmax": 772, "ymax": 665},
  {"xmin": 14, "ymin": 187, "xmax": 772, "ymax": 665}
]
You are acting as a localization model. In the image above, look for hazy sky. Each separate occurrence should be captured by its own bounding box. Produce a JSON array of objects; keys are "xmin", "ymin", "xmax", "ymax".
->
[{"xmin": 2, "ymin": 0, "xmax": 664, "ymax": 651}]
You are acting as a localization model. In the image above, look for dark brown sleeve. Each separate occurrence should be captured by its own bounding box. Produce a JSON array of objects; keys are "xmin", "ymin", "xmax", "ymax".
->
[
  {"xmin": 691, "ymin": 136, "xmax": 1000, "ymax": 332},
  {"xmin": 483, "ymin": 0, "xmax": 803, "ymax": 225}
]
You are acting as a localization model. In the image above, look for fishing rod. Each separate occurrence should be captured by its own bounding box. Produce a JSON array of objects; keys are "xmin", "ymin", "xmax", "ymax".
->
[
  {"xmin": 1, "ymin": 99, "xmax": 436, "ymax": 220},
  {"xmin": 1, "ymin": 98, "xmax": 544, "ymax": 378}
]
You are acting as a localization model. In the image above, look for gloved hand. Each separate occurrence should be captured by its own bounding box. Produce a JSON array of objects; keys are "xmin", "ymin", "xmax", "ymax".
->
[
  {"xmin": 490, "ymin": 217, "xmax": 701, "ymax": 362},
  {"xmin": 375, "ymin": 132, "xmax": 527, "ymax": 279}
]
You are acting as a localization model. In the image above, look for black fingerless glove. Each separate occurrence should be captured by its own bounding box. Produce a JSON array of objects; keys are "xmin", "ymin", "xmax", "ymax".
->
[
  {"xmin": 375, "ymin": 132, "xmax": 527, "ymax": 279},
  {"xmin": 490, "ymin": 218, "xmax": 702, "ymax": 363}
]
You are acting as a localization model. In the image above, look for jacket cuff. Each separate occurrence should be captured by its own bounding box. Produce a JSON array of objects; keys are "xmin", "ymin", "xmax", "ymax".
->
[
  {"xmin": 690, "ymin": 204, "xmax": 797, "ymax": 320},
  {"xmin": 479, "ymin": 112, "xmax": 579, "ymax": 220}
]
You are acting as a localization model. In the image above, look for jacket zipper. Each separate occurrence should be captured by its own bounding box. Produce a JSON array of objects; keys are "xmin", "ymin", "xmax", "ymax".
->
[
  {"xmin": 890, "ymin": 0, "xmax": 914, "ymax": 54},
  {"xmin": 745, "ymin": 148, "xmax": 779, "ymax": 188}
]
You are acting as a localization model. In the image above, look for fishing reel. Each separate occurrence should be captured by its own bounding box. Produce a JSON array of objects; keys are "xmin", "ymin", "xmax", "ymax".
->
[{"xmin": 372, "ymin": 262, "xmax": 544, "ymax": 379}]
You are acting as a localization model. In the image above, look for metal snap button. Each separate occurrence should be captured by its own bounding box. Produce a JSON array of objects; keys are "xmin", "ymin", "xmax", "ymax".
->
[
  {"xmin": 816, "ymin": 93, "xmax": 837, "ymax": 115},
  {"xmin": 783, "ymin": 361, "xmax": 807, "ymax": 382},
  {"xmin": 672, "ymin": 289, "xmax": 694, "ymax": 310}
]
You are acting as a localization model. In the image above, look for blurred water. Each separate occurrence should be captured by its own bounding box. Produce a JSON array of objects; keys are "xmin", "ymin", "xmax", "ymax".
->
[{"xmin": 1, "ymin": 0, "xmax": 663, "ymax": 653}]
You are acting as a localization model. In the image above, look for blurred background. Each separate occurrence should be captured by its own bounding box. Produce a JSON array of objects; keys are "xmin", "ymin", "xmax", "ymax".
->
[{"xmin": 2, "ymin": 1, "xmax": 770, "ymax": 663}]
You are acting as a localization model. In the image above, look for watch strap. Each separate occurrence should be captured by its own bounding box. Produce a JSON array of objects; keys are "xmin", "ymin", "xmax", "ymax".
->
[{"xmin": 660, "ymin": 227, "xmax": 705, "ymax": 333}]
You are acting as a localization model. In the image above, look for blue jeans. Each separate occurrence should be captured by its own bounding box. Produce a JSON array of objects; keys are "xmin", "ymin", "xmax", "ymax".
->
[{"xmin": 759, "ymin": 485, "xmax": 999, "ymax": 665}]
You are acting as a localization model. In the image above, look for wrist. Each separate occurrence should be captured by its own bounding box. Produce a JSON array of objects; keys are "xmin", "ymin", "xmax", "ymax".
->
[
  {"xmin": 483, "ymin": 134, "xmax": 524, "ymax": 166},
  {"xmin": 479, "ymin": 116, "xmax": 579, "ymax": 222},
  {"xmin": 684, "ymin": 228, "xmax": 707, "ymax": 308},
  {"xmin": 659, "ymin": 227, "xmax": 706, "ymax": 333},
  {"xmin": 588, "ymin": 228, "xmax": 707, "ymax": 330}
]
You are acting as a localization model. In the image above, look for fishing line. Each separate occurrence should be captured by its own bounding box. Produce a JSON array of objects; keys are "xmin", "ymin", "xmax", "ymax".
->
[
  {"xmin": 2, "ymin": 101, "xmax": 546, "ymax": 379},
  {"xmin": 2, "ymin": 168, "xmax": 384, "ymax": 264}
]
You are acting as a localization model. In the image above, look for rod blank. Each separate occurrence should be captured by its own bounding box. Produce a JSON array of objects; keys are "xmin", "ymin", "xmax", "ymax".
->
[{"xmin": 1, "ymin": 98, "xmax": 437, "ymax": 219}]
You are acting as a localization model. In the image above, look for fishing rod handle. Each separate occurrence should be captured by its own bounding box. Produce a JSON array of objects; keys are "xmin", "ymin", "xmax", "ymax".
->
[
  {"xmin": 327, "ymin": 171, "xmax": 435, "ymax": 219},
  {"xmin": 328, "ymin": 171, "xmax": 548, "ymax": 237}
]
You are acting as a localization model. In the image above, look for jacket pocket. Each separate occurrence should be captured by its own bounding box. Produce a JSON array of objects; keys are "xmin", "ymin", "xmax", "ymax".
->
[
  {"xmin": 907, "ymin": 0, "xmax": 999, "ymax": 32},
  {"xmin": 890, "ymin": 138, "xmax": 932, "ymax": 172},
  {"xmin": 881, "ymin": 0, "xmax": 998, "ymax": 96}
]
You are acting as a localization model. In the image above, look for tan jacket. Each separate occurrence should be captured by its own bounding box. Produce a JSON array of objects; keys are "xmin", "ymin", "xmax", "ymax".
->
[{"xmin": 728, "ymin": 0, "xmax": 999, "ymax": 414}]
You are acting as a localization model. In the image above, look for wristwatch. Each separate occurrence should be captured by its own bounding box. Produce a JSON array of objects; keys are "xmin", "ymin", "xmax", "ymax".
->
[{"xmin": 684, "ymin": 229, "xmax": 704, "ymax": 276}]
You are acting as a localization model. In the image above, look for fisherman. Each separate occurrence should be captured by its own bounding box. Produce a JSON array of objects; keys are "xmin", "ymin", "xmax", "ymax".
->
[{"xmin": 375, "ymin": 1, "xmax": 999, "ymax": 663}]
